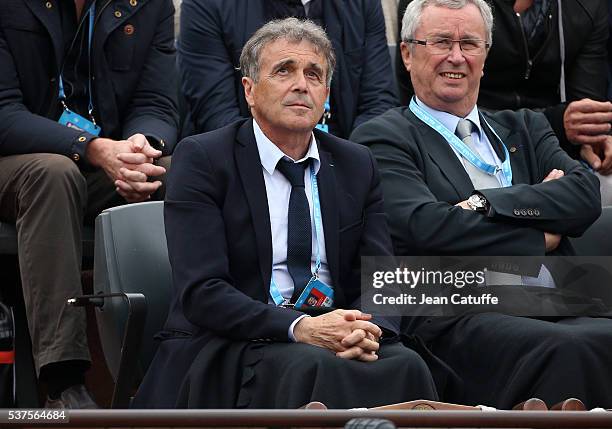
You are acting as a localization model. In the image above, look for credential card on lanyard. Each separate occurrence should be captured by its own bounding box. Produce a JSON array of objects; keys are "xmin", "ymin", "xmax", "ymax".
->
[
  {"xmin": 316, "ymin": 96, "xmax": 331, "ymax": 133},
  {"xmin": 269, "ymin": 163, "xmax": 332, "ymax": 306},
  {"xmin": 409, "ymin": 97, "xmax": 513, "ymax": 187},
  {"xmin": 294, "ymin": 277, "xmax": 334, "ymax": 309},
  {"xmin": 56, "ymin": 3, "xmax": 101, "ymax": 136}
]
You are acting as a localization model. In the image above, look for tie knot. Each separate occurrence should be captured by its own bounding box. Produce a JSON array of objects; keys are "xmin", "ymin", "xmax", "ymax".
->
[
  {"xmin": 276, "ymin": 159, "xmax": 309, "ymax": 187},
  {"xmin": 455, "ymin": 119, "xmax": 475, "ymax": 141}
]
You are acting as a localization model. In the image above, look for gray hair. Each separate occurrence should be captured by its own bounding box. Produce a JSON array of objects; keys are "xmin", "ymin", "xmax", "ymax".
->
[
  {"xmin": 401, "ymin": 0, "xmax": 493, "ymax": 47},
  {"xmin": 239, "ymin": 18, "xmax": 336, "ymax": 87}
]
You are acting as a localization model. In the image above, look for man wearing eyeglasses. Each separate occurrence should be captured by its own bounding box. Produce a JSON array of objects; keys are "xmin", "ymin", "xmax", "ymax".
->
[
  {"xmin": 352, "ymin": 0, "xmax": 612, "ymax": 410},
  {"xmin": 396, "ymin": 0, "xmax": 612, "ymax": 204}
]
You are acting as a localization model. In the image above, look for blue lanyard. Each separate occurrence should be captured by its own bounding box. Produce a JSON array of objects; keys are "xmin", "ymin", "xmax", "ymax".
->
[
  {"xmin": 58, "ymin": 2, "xmax": 96, "ymax": 120},
  {"xmin": 409, "ymin": 98, "xmax": 513, "ymax": 187},
  {"xmin": 316, "ymin": 96, "xmax": 331, "ymax": 133},
  {"xmin": 270, "ymin": 163, "xmax": 323, "ymax": 306}
]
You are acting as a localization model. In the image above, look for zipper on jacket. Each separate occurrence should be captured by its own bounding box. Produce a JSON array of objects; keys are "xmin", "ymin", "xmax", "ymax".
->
[
  {"xmin": 525, "ymin": 59, "xmax": 533, "ymax": 80},
  {"xmin": 530, "ymin": 9, "xmax": 556, "ymax": 75},
  {"xmin": 515, "ymin": 12, "xmax": 532, "ymax": 80}
]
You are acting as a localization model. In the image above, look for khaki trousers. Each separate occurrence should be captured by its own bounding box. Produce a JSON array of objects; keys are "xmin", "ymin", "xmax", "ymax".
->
[{"xmin": 0, "ymin": 153, "xmax": 169, "ymax": 373}]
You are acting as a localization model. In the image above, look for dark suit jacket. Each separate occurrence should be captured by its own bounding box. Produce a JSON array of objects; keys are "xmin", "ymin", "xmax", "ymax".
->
[
  {"xmin": 0, "ymin": 0, "xmax": 179, "ymax": 160},
  {"xmin": 350, "ymin": 107, "xmax": 601, "ymax": 256},
  {"xmin": 135, "ymin": 118, "xmax": 395, "ymax": 407},
  {"xmin": 178, "ymin": 0, "xmax": 398, "ymax": 139}
]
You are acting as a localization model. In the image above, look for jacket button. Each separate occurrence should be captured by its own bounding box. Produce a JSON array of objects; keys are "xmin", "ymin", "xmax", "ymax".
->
[
  {"xmin": 72, "ymin": 153, "xmax": 80, "ymax": 161},
  {"xmin": 513, "ymin": 209, "xmax": 521, "ymax": 216},
  {"xmin": 78, "ymin": 136, "xmax": 87, "ymax": 142},
  {"xmin": 534, "ymin": 209, "xmax": 540, "ymax": 216},
  {"xmin": 45, "ymin": 1, "xmax": 52, "ymax": 8},
  {"xmin": 130, "ymin": 0, "xmax": 137, "ymax": 6},
  {"xmin": 527, "ymin": 209, "xmax": 534, "ymax": 216},
  {"xmin": 520, "ymin": 209, "xmax": 527, "ymax": 216},
  {"xmin": 114, "ymin": 10, "xmax": 122, "ymax": 18},
  {"xmin": 509, "ymin": 146, "xmax": 517, "ymax": 153}
]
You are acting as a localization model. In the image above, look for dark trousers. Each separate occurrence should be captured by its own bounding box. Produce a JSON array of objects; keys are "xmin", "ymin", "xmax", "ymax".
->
[
  {"xmin": 416, "ymin": 313, "xmax": 612, "ymax": 409},
  {"xmin": 0, "ymin": 153, "xmax": 170, "ymax": 374},
  {"xmin": 174, "ymin": 338, "xmax": 438, "ymax": 409}
]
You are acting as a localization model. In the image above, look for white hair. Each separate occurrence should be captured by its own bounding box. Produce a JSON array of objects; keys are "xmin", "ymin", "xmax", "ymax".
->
[{"xmin": 401, "ymin": 0, "xmax": 494, "ymax": 46}]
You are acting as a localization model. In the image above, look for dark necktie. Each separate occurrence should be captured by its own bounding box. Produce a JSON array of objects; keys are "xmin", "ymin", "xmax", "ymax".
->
[{"xmin": 276, "ymin": 159, "xmax": 312, "ymax": 302}]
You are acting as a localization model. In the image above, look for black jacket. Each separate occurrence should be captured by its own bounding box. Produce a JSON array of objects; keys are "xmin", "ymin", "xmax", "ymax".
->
[
  {"xmin": 0, "ymin": 0, "xmax": 179, "ymax": 162},
  {"xmin": 133, "ymin": 119, "xmax": 395, "ymax": 407},
  {"xmin": 396, "ymin": 0, "xmax": 609, "ymax": 151},
  {"xmin": 178, "ymin": 0, "xmax": 399, "ymax": 139},
  {"xmin": 351, "ymin": 107, "xmax": 601, "ymax": 256}
]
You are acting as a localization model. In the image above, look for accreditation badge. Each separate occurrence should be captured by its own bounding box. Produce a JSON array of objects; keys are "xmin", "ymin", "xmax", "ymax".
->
[
  {"xmin": 315, "ymin": 123, "xmax": 329, "ymax": 133},
  {"xmin": 294, "ymin": 278, "xmax": 334, "ymax": 309},
  {"xmin": 58, "ymin": 109, "xmax": 101, "ymax": 136}
]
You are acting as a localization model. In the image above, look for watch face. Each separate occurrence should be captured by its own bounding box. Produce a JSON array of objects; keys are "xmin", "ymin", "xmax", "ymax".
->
[{"xmin": 469, "ymin": 195, "xmax": 486, "ymax": 211}]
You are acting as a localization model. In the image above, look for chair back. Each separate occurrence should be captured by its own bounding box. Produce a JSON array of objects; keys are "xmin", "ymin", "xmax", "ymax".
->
[{"xmin": 93, "ymin": 201, "xmax": 171, "ymax": 382}]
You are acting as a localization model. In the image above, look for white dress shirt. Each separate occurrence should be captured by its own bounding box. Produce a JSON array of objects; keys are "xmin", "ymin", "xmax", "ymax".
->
[
  {"xmin": 415, "ymin": 97, "xmax": 506, "ymax": 186},
  {"xmin": 253, "ymin": 119, "xmax": 333, "ymax": 338}
]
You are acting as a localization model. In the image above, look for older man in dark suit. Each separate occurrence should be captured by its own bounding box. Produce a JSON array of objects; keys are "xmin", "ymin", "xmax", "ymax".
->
[
  {"xmin": 133, "ymin": 18, "xmax": 436, "ymax": 409},
  {"xmin": 352, "ymin": 0, "xmax": 612, "ymax": 410}
]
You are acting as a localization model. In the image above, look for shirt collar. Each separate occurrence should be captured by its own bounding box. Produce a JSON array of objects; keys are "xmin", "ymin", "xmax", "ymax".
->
[
  {"xmin": 253, "ymin": 118, "xmax": 321, "ymax": 175},
  {"xmin": 415, "ymin": 96, "xmax": 483, "ymax": 138}
]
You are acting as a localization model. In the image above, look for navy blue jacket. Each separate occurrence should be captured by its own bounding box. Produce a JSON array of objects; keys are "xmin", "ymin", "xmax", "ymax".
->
[
  {"xmin": 133, "ymin": 119, "xmax": 396, "ymax": 407},
  {"xmin": 178, "ymin": 0, "xmax": 398, "ymax": 139},
  {"xmin": 0, "ymin": 0, "xmax": 179, "ymax": 161}
]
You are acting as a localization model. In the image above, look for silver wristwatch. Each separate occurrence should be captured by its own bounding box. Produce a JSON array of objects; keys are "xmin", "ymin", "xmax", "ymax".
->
[{"xmin": 467, "ymin": 194, "xmax": 489, "ymax": 212}]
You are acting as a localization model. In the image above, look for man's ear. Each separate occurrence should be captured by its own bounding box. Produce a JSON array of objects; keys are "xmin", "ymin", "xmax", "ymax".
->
[
  {"xmin": 400, "ymin": 42, "xmax": 412, "ymax": 73},
  {"xmin": 242, "ymin": 77, "xmax": 255, "ymax": 107}
]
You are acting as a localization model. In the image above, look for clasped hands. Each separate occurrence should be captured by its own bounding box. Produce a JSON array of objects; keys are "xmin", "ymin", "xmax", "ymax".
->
[
  {"xmin": 85, "ymin": 133, "xmax": 166, "ymax": 202},
  {"xmin": 293, "ymin": 309, "xmax": 382, "ymax": 362}
]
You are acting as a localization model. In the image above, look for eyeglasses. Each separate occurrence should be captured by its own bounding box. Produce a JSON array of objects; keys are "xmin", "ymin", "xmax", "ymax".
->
[{"xmin": 406, "ymin": 37, "xmax": 490, "ymax": 55}]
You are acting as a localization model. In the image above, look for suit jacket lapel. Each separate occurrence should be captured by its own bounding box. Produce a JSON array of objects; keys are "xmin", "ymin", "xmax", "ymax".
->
[
  {"xmin": 480, "ymin": 112, "xmax": 528, "ymax": 185},
  {"xmin": 25, "ymin": 0, "xmax": 63, "ymax": 69},
  {"xmin": 406, "ymin": 110, "xmax": 475, "ymax": 199},
  {"xmin": 316, "ymin": 142, "xmax": 347, "ymax": 306},
  {"xmin": 235, "ymin": 120, "xmax": 272, "ymax": 296}
]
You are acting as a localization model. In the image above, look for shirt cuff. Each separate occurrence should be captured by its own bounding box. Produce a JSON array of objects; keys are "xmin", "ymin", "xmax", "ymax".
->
[{"xmin": 288, "ymin": 314, "xmax": 310, "ymax": 342}]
